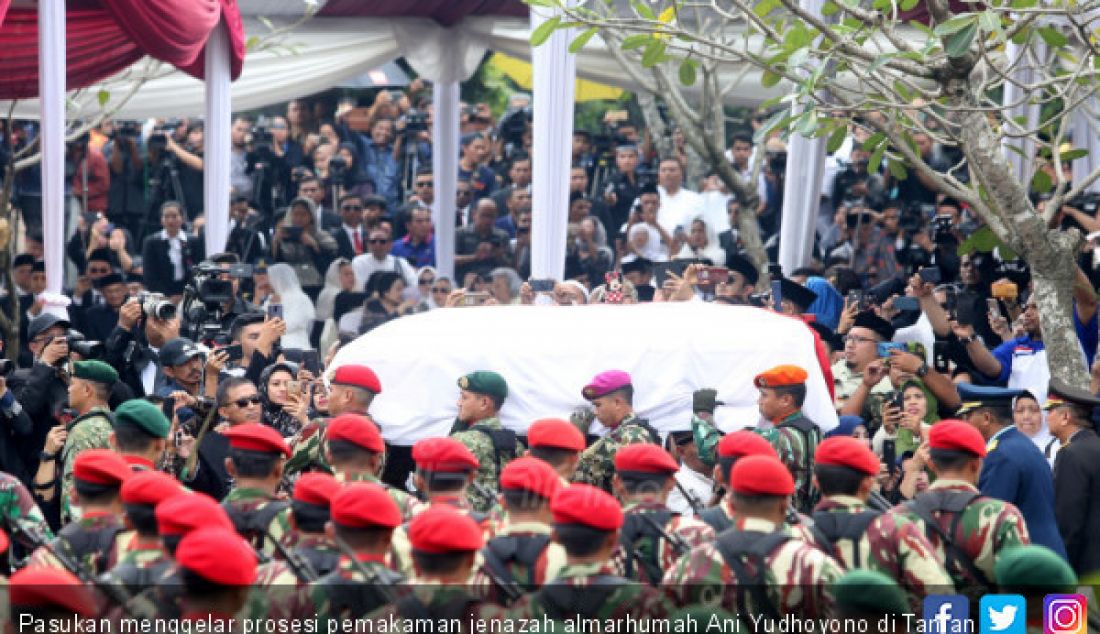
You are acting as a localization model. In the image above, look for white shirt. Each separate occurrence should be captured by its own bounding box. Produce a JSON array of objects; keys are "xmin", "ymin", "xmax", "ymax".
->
[
  {"xmin": 161, "ymin": 229, "xmax": 186, "ymax": 280},
  {"xmin": 657, "ymin": 185, "xmax": 703, "ymax": 235},
  {"xmin": 667, "ymin": 464, "xmax": 714, "ymax": 517},
  {"xmin": 697, "ymin": 190, "xmax": 732, "ymax": 234},
  {"xmin": 350, "ymin": 253, "xmax": 417, "ymax": 291},
  {"xmin": 141, "ymin": 345, "xmax": 159, "ymax": 396}
]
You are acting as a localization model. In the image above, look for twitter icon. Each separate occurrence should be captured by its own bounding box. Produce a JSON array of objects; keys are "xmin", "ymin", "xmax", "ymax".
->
[{"xmin": 981, "ymin": 595, "xmax": 1026, "ymax": 634}]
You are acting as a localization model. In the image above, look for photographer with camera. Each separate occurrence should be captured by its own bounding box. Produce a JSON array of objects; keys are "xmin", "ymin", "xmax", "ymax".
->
[
  {"xmin": 158, "ymin": 121, "xmax": 205, "ymax": 218},
  {"xmin": 360, "ymin": 118, "xmax": 400, "ymax": 210},
  {"xmin": 0, "ymin": 361, "xmax": 35, "ymax": 486},
  {"xmin": 272, "ymin": 198, "xmax": 339, "ymax": 300},
  {"xmin": 77, "ymin": 272, "xmax": 130, "ymax": 342},
  {"xmin": 103, "ymin": 122, "xmax": 146, "ymax": 235},
  {"xmin": 105, "ymin": 293, "xmax": 179, "ymax": 397},
  {"xmin": 9, "ymin": 314, "xmax": 73, "ymax": 479},
  {"xmin": 831, "ymin": 148, "xmax": 886, "ymax": 212},
  {"xmin": 458, "ymin": 133, "xmax": 497, "ymax": 204}
]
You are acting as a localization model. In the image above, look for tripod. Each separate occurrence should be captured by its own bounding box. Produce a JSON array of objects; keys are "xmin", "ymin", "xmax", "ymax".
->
[{"xmin": 400, "ymin": 131, "xmax": 421, "ymax": 201}]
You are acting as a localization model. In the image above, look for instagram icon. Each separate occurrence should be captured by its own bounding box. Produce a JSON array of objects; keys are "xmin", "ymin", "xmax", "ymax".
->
[{"xmin": 1044, "ymin": 595, "xmax": 1087, "ymax": 634}]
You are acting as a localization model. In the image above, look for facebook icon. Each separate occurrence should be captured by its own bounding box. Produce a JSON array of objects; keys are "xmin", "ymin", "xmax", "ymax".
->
[{"xmin": 925, "ymin": 596, "xmax": 971, "ymax": 634}]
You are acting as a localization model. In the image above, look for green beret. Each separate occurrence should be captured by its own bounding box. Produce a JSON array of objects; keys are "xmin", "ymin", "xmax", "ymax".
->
[
  {"xmin": 73, "ymin": 360, "xmax": 118, "ymax": 385},
  {"xmin": 834, "ymin": 569, "xmax": 909, "ymax": 616},
  {"xmin": 995, "ymin": 545, "xmax": 1077, "ymax": 593},
  {"xmin": 457, "ymin": 371, "xmax": 508, "ymax": 402},
  {"xmin": 113, "ymin": 399, "xmax": 171, "ymax": 439}
]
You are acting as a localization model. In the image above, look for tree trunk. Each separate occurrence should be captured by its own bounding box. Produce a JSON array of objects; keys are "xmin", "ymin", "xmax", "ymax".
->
[{"xmin": 1030, "ymin": 246, "xmax": 1087, "ymax": 389}]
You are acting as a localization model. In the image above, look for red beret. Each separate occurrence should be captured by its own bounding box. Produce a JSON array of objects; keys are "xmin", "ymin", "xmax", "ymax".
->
[
  {"xmin": 754, "ymin": 364, "xmax": 808, "ymax": 388},
  {"xmin": 156, "ymin": 493, "xmax": 234, "ymax": 536},
  {"xmin": 412, "ymin": 437, "xmax": 479, "ymax": 472},
  {"xmin": 408, "ymin": 506, "xmax": 484, "ymax": 553},
  {"xmin": 292, "ymin": 472, "xmax": 342, "ymax": 508},
  {"xmin": 0, "ymin": 528, "xmax": 9, "ymax": 554},
  {"xmin": 928, "ymin": 419, "xmax": 987, "ymax": 457},
  {"xmin": 331, "ymin": 483, "xmax": 402, "ymax": 529},
  {"xmin": 327, "ymin": 413, "xmax": 384, "ymax": 453},
  {"xmin": 73, "ymin": 449, "xmax": 132, "ymax": 487},
  {"xmin": 527, "ymin": 418, "xmax": 585, "ymax": 452},
  {"xmin": 551, "ymin": 484, "xmax": 623, "ymax": 531},
  {"xmin": 331, "ymin": 364, "xmax": 382, "ymax": 394},
  {"xmin": 730, "ymin": 455, "xmax": 794, "ymax": 496},
  {"xmin": 120, "ymin": 470, "xmax": 186, "ymax": 506},
  {"xmin": 223, "ymin": 423, "xmax": 291, "ymax": 457},
  {"xmin": 718, "ymin": 430, "xmax": 779, "ymax": 460},
  {"xmin": 176, "ymin": 527, "xmax": 257, "ymax": 586},
  {"xmin": 814, "ymin": 437, "xmax": 880, "ymax": 476},
  {"xmin": 500, "ymin": 457, "xmax": 562, "ymax": 500},
  {"xmin": 9, "ymin": 567, "xmax": 97, "ymax": 616},
  {"xmin": 614, "ymin": 443, "xmax": 679, "ymax": 475}
]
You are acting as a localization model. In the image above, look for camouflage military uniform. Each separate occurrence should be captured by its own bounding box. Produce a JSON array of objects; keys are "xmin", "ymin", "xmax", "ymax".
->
[
  {"xmin": 451, "ymin": 417, "xmax": 523, "ymax": 512},
  {"xmin": 663, "ymin": 516, "xmax": 843, "ymax": 619},
  {"xmin": 367, "ymin": 583, "xmax": 517, "ymax": 628},
  {"xmin": 609, "ymin": 500, "xmax": 715, "ymax": 585},
  {"xmin": 812, "ymin": 495, "xmax": 954, "ymax": 608},
  {"xmin": 471, "ymin": 520, "xmax": 567, "ymax": 604},
  {"xmin": 27, "ymin": 511, "xmax": 125, "ymax": 575},
  {"xmin": 100, "ymin": 533, "xmax": 170, "ymax": 595},
  {"xmin": 700, "ymin": 498, "xmax": 822, "ymax": 543},
  {"xmin": 528, "ymin": 561, "xmax": 673, "ymax": 622},
  {"xmin": 0, "ymin": 471, "xmax": 52, "ymax": 548},
  {"xmin": 389, "ymin": 496, "xmax": 494, "ymax": 577},
  {"xmin": 221, "ymin": 487, "xmax": 293, "ymax": 558},
  {"xmin": 885, "ymin": 478, "xmax": 1029, "ymax": 601},
  {"xmin": 311, "ymin": 554, "xmax": 406, "ymax": 625},
  {"xmin": 59, "ymin": 407, "xmax": 114, "ymax": 523},
  {"xmin": 573, "ymin": 414, "xmax": 658, "ymax": 492},
  {"xmin": 334, "ymin": 471, "xmax": 424, "ymax": 522},
  {"xmin": 284, "ymin": 418, "xmax": 332, "ymax": 477},
  {"xmin": 768, "ymin": 411, "xmax": 822, "ymax": 514}
]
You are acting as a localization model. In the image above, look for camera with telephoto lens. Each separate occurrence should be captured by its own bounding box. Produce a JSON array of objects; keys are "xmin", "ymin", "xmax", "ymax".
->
[
  {"xmin": 404, "ymin": 109, "xmax": 429, "ymax": 134},
  {"xmin": 246, "ymin": 119, "xmax": 275, "ymax": 174},
  {"xmin": 66, "ymin": 330, "xmax": 104, "ymax": 359},
  {"xmin": 181, "ymin": 261, "xmax": 253, "ymax": 343},
  {"xmin": 138, "ymin": 292, "xmax": 177, "ymax": 321},
  {"xmin": 0, "ymin": 359, "xmax": 13, "ymax": 376},
  {"xmin": 499, "ymin": 106, "xmax": 532, "ymax": 146},
  {"xmin": 328, "ymin": 155, "xmax": 348, "ymax": 182}
]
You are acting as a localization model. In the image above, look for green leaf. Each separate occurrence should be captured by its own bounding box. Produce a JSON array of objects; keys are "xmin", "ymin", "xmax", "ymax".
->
[
  {"xmin": 945, "ymin": 21, "xmax": 977, "ymax": 57},
  {"xmin": 641, "ymin": 39, "xmax": 667, "ymax": 67},
  {"xmin": 933, "ymin": 14, "xmax": 975, "ymax": 36},
  {"xmin": 887, "ymin": 158, "xmax": 908, "ymax": 180},
  {"xmin": 754, "ymin": 0, "xmax": 781, "ymax": 17},
  {"xmin": 1038, "ymin": 26, "xmax": 1068, "ymax": 48},
  {"xmin": 868, "ymin": 53, "xmax": 894, "ymax": 74},
  {"xmin": 862, "ymin": 132, "xmax": 886, "ymax": 151},
  {"xmin": 569, "ymin": 27, "xmax": 598, "ymax": 53},
  {"xmin": 678, "ymin": 58, "xmax": 698, "ymax": 85},
  {"xmin": 1010, "ymin": 25, "xmax": 1031, "ymax": 45},
  {"xmin": 1058, "ymin": 148, "xmax": 1089, "ymax": 162},
  {"xmin": 530, "ymin": 15, "xmax": 561, "ymax": 47},
  {"xmin": 525, "ymin": 0, "xmax": 556, "ymax": 6},
  {"xmin": 894, "ymin": 80, "xmax": 913, "ymax": 101},
  {"xmin": 633, "ymin": 1, "xmax": 656, "ymax": 20},
  {"xmin": 755, "ymin": 109, "xmax": 790, "ymax": 143},
  {"xmin": 826, "ymin": 125, "xmax": 848, "ymax": 153},
  {"xmin": 784, "ymin": 23, "xmax": 813, "ymax": 50},
  {"xmin": 621, "ymin": 34, "xmax": 651, "ymax": 50},
  {"xmin": 761, "ymin": 69, "xmax": 782, "ymax": 87},
  {"xmin": 821, "ymin": 1, "xmax": 839, "ymax": 16},
  {"xmin": 868, "ymin": 143, "xmax": 887, "ymax": 174},
  {"xmin": 1031, "ymin": 169, "xmax": 1053, "ymax": 194},
  {"xmin": 1010, "ymin": 0, "xmax": 1038, "ymax": 8},
  {"xmin": 245, "ymin": 35, "xmax": 260, "ymax": 51},
  {"xmin": 796, "ymin": 111, "xmax": 818, "ymax": 136},
  {"xmin": 958, "ymin": 225, "xmax": 1017, "ymax": 259},
  {"xmin": 900, "ymin": 0, "xmax": 920, "ymax": 10},
  {"xmin": 97, "ymin": 89, "xmax": 110, "ymax": 107}
]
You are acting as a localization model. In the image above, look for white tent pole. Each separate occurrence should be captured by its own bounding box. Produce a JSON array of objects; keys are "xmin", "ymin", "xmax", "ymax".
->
[
  {"xmin": 432, "ymin": 80, "xmax": 459, "ymax": 281},
  {"xmin": 530, "ymin": 7, "xmax": 575, "ymax": 281},
  {"xmin": 204, "ymin": 20, "xmax": 232, "ymax": 256},
  {"xmin": 39, "ymin": 0, "xmax": 65, "ymax": 294}
]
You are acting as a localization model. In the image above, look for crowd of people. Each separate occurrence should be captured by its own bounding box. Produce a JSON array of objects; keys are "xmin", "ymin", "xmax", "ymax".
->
[{"xmin": 0, "ymin": 82, "xmax": 1097, "ymax": 623}]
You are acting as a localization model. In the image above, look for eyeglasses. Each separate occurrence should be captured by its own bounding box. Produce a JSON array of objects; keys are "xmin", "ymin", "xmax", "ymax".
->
[
  {"xmin": 227, "ymin": 395, "xmax": 262, "ymax": 408},
  {"xmin": 415, "ymin": 181, "xmax": 433, "ymax": 188},
  {"xmin": 342, "ymin": 205, "xmax": 363, "ymax": 211},
  {"xmin": 419, "ymin": 278, "xmax": 434, "ymax": 285},
  {"xmin": 87, "ymin": 267, "xmax": 110, "ymax": 275},
  {"xmin": 368, "ymin": 239, "xmax": 389, "ymax": 244},
  {"xmin": 843, "ymin": 334, "xmax": 876, "ymax": 345},
  {"xmin": 432, "ymin": 287, "xmax": 451, "ymax": 294}
]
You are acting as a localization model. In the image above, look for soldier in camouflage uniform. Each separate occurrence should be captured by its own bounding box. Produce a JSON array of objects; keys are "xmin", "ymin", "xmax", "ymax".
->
[
  {"xmin": 451, "ymin": 371, "xmax": 523, "ymax": 512},
  {"xmin": 324, "ymin": 413, "xmax": 422, "ymax": 520},
  {"xmin": 527, "ymin": 418, "xmax": 586, "ymax": 482},
  {"xmin": 110, "ymin": 399, "xmax": 171, "ymax": 472},
  {"xmin": 28, "ymin": 449, "xmax": 131, "ymax": 575},
  {"xmin": 102, "ymin": 470, "xmax": 186, "ymax": 594},
  {"xmin": 663, "ymin": 455, "xmax": 843, "ymax": 620},
  {"xmin": 754, "ymin": 364, "xmax": 822, "ymax": 514},
  {"xmin": 220, "ymin": 423, "xmax": 293, "ymax": 558},
  {"xmin": 573, "ymin": 370, "xmax": 661, "ymax": 492},
  {"xmin": 810, "ymin": 437, "xmax": 953, "ymax": 608},
  {"xmin": 698, "ymin": 430, "xmax": 820, "ymax": 542},
  {"xmin": 472, "ymin": 457, "xmax": 567, "ymax": 604},
  {"xmin": 885, "ymin": 420, "xmax": 1030, "ymax": 601},
  {"xmin": 175, "ymin": 526, "xmax": 258, "ymax": 625},
  {"xmin": 285, "ymin": 364, "xmax": 381, "ymax": 478},
  {"xmin": 59, "ymin": 360, "xmax": 119, "ymax": 524},
  {"xmin": 608, "ymin": 444, "xmax": 714, "ymax": 585},
  {"xmin": 0, "ymin": 470, "xmax": 53, "ymax": 550},
  {"xmin": 528, "ymin": 483, "xmax": 673, "ymax": 622},
  {"xmin": 310, "ymin": 483, "xmax": 406, "ymax": 625}
]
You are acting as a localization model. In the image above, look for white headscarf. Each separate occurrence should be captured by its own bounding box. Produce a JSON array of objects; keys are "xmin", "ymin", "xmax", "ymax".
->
[
  {"xmin": 315, "ymin": 258, "xmax": 350, "ymax": 322},
  {"xmin": 628, "ymin": 223, "xmax": 668, "ymax": 262},
  {"xmin": 675, "ymin": 216, "xmax": 726, "ymax": 265},
  {"xmin": 265, "ymin": 263, "xmax": 316, "ymax": 350}
]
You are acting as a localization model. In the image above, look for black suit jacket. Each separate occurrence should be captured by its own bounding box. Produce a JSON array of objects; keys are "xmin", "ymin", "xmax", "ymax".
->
[
  {"xmin": 1054, "ymin": 429, "xmax": 1100, "ymax": 575},
  {"xmin": 331, "ymin": 225, "xmax": 368, "ymax": 261},
  {"xmin": 141, "ymin": 233, "xmax": 203, "ymax": 296}
]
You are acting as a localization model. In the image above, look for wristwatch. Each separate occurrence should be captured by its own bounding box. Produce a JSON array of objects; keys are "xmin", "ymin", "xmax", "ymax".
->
[
  {"xmin": 959, "ymin": 335, "xmax": 977, "ymax": 345},
  {"xmin": 915, "ymin": 362, "xmax": 929, "ymax": 378},
  {"xmin": 39, "ymin": 451, "xmax": 58, "ymax": 462}
]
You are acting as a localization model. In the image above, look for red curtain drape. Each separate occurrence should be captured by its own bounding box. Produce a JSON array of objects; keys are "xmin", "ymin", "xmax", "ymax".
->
[{"xmin": 0, "ymin": 0, "xmax": 245, "ymax": 100}]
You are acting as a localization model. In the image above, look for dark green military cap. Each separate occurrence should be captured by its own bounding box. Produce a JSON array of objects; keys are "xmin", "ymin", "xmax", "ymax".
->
[
  {"xmin": 457, "ymin": 371, "xmax": 508, "ymax": 402},
  {"xmin": 834, "ymin": 569, "xmax": 909, "ymax": 616},
  {"xmin": 113, "ymin": 399, "xmax": 171, "ymax": 439},
  {"xmin": 73, "ymin": 360, "xmax": 118, "ymax": 385},
  {"xmin": 995, "ymin": 545, "xmax": 1077, "ymax": 593}
]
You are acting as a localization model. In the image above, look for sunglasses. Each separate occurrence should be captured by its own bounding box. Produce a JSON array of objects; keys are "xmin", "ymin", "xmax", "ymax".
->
[
  {"xmin": 432, "ymin": 287, "xmax": 452, "ymax": 293},
  {"xmin": 87, "ymin": 268, "xmax": 110, "ymax": 275},
  {"xmin": 342, "ymin": 205, "xmax": 363, "ymax": 211},
  {"xmin": 228, "ymin": 395, "xmax": 262, "ymax": 408},
  {"xmin": 368, "ymin": 239, "xmax": 389, "ymax": 244},
  {"xmin": 415, "ymin": 181, "xmax": 434, "ymax": 188},
  {"xmin": 419, "ymin": 278, "xmax": 434, "ymax": 285}
]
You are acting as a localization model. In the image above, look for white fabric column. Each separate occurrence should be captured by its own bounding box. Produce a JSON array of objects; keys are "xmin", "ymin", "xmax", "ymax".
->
[
  {"xmin": 1002, "ymin": 40, "xmax": 1045, "ymax": 184},
  {"xmin": 529, "ymin": 7, "xmax": 575, "ymax": 280},
  {"xmin": 39, "ymin": 0, "xmax": 65, "ymax": 294},
  {"xmin": 204, "ymin": 21, "xmax": 232, "ymax": 256},
  {"xmin": 432, "ymin": 82, "xmax": 459, "ymax": 280},
  {"xmin": 1072, "ymin": 97, "xmax": 1100, "ymax": 194},
  {"xmin": 777, "ymin": 0, "xmax": 826, "ymax": 275}
]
